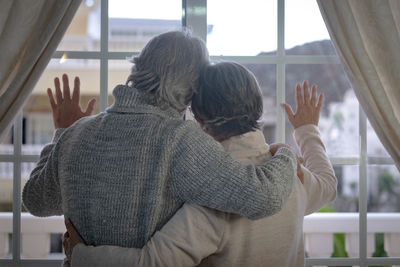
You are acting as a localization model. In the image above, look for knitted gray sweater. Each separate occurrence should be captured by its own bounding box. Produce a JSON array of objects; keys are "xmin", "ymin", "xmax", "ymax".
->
[{"xmin": 22, "ymin": 85, "xmax": 297, "ymax": 248}]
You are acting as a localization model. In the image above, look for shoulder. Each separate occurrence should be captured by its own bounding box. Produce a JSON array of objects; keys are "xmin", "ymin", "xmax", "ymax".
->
[
  {"xmin": 171, "ymin": 120, "xmax": 221, "ymax": 147},
  {"xmin": 55, "ymin": 113, "xmax": 105, "ymax": 147}
]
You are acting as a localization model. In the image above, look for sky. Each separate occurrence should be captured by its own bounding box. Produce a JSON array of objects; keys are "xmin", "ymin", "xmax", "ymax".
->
[{"xmin": 108, "ymin": 0, "xmax": 330, "ymax": 56}]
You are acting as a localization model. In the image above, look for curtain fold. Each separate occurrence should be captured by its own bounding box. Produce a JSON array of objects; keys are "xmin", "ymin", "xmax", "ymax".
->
[
  {"xmin": 0, "ymin": 0, "xmax": 82, "ymax": 141},
  {"xmin": 317, "ymin": 0, "xmax": 400, "ymax": 170}
]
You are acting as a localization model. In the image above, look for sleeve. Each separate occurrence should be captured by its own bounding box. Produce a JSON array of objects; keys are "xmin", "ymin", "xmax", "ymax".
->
[
  {"xmin": 22, "ymin": 128, "xmax": 66, "ymax": 216},
  {"xmin": 170, "ymin": 122, "xmax": 298, "ymax": 220},
  {"xmin": 71, "ymin": 204, "xmax": 225, "ymax": 267},
  {"xmin": 294, "ymin": 124, "xmax": 338, "ymax": 215},
  {"xmin": 71, "ymin": 244, "xmax": 141, "ymax": 267}
]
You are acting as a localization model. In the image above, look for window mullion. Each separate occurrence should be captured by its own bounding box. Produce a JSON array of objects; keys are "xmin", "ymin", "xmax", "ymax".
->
[
  {"xmin": 12, "ymin": 112, "xmax": 23, "ymax": 262},
  {"xmin": 359, "ymin": 106, "xmax": 368, "ymax": 265},
  {"xmin": 183, "ymin": 0, "xmax": 207, "ymax": 41},
  {"xmin": 276, "ymin": 0, "xmax": 285, "ymax": 143},
  {"xmin": 100, "ymin": 0, "xmax": 109, "ymax": 112}
]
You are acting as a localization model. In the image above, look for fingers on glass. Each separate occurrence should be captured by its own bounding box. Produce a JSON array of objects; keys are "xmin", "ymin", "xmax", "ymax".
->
[
  {"xmin": 303, "ymin": 80, "xmax": 310, "ymax": 103},
  {"xmin": 311, "ymin": 84, "xmax": 317, "ymax": 106},
  {"xmin": 72, "ymin": 76, "xmax": 80, "ymax": 103},
  {"xmin": 296, "ymin": 83, "xmax": 303, "ymax": 107},
  {"xmin": 47, "ymin": 88, "xmax": 57, "ymax": 110},
  {"xmin": 55, "ymin": 77, "xmax": 63, "ymax": 104},
  {"xmin": 62, "ymin": 74, "xmax": 71, "ymax": 100},
  {"xmin": 84, "ymin": 98, "xmax": 96, "ymax": 116},
  {"xmin": 316, "ymin": 93, "xmax": 324, "ymax": 112},
  {"xmin": 282, "ymin": 103, "xmax": 295, "ymax": 121}
]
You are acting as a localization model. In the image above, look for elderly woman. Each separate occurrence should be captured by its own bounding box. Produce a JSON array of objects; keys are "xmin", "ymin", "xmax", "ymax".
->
[
  {"xmin": 65, "ymin": 62, "xmax": 337, "ymax": 267},
  {"xmin": 22, "ymin": 30, "xmax": 297, "ymax": 260}
]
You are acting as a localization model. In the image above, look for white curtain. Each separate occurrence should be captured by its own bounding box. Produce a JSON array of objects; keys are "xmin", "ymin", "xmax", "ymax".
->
[
  {"xmin": 317, "ymin": 0, "xmax": 400, "ymax": 170},
  {"xmin": 0, "ymin": 0, "xmax": 82, "ymax": 141}
]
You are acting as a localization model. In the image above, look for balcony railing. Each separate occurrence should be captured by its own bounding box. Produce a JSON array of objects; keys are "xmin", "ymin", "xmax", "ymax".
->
[{"xmin": 0, "ymin": 213, "xmax": 399, "ymax": 261}]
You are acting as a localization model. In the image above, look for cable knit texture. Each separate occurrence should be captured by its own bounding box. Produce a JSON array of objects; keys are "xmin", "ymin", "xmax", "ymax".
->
[{"xmin": 22, "ymin": 85, "xmax": 297, "ymax": 248}]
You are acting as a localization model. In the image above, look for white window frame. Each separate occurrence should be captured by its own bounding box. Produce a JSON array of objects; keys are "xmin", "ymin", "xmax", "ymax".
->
[{"xmin": 1, "ymin": 0, "xmax": 399, "ymax": 266}]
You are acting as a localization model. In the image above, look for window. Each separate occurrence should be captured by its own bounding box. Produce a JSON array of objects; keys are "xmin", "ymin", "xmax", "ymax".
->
[{"xmin": 1, "ymin": 0, "xmax": 399, "ymax": 266}]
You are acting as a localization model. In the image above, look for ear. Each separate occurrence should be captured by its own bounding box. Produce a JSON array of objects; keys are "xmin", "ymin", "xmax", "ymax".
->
[{"xmin": 195, "ymin": 117, "xmax": 209, "ymax": 133}]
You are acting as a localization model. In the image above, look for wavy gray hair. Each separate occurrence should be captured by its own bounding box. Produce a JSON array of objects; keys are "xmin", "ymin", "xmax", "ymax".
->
[
  {"xmin": 191, "ymin": 62, "xmax": 263, "ymax": 141},
  {"xmin": 126, "ymin": 30, "xmax": 209, "ymax": 112}
]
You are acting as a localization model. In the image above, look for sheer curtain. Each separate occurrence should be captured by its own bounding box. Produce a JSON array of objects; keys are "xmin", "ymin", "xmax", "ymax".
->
[
  {"xmin": 0, "ymin": 0, "xmax": 82, "ymax": 141},
  {"xmin": 317, "ymin": 0, "xmax": 400, "ymax": 170}
]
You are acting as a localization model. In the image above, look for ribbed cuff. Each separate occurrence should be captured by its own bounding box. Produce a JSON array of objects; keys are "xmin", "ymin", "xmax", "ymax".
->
[
  {"xmin": 293, "ymin": 124, "xmax": 320, "ymax": 143},
  {"xmin": 276, "ymin": 146, "xmax": 296, "ymax": 160}
]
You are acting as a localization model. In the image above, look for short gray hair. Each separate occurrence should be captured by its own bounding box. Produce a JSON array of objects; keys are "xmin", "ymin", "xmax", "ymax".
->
[
  {"xmin": 126, "ymin": 30, "xmax": 209, "ymax": 112},
  {"xmin": 191, "ymin": 62, "xmax": 263, "ymax": 140}
]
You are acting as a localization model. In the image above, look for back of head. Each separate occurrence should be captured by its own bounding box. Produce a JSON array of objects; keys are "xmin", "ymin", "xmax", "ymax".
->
[
  {"xmin": 191, "ymin": 62, "xmax": 263, "ymax": 141},
  {"xmin": 126, "ymin": 30, "xmax": 209, "ymax": 112}
]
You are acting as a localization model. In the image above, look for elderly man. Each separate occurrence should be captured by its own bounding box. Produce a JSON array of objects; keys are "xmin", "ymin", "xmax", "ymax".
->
[{"xmin": 22, "ymin": 31, "xmax": 297, "ymax": 252}]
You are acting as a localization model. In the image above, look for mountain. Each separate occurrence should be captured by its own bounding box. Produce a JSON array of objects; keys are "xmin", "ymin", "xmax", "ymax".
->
[{"xmin": 245, "ymin": 39, "xmax": 352, "ymax": 115}]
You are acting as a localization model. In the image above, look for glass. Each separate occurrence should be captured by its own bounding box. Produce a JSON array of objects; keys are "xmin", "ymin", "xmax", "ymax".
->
[
  {"xmin": 367, "ymin": 120, "xmax": 391, "ymax": 157},
  {"xmin": 242, "ymin": 64, "xmax": 276, "ymax": 143},
  {"xmin": 305, "ymin": 165, "xmax": 358, "ymax": 259},
  {"xmin": 22, "ymin": 59, "xmax": 100, "ymax": 154},
  {"xmin": 330, "ymin": 165, "xmax": 360, "ymax": 213},
  {"xmin": 108, "ymin": 60, "xmax": 133, "ymax": 107},
  {"xmin": 108, "ymin": 0, "xmax": 182, "ymax": 52},
  {"xmin": 368, "ymin": 165, "xmax": 399, "ymax": 259},
  {"xmin": 0, "ymin": 121, "xmax": 14, "ymax": 155},
  {"xmin": 285, "ymin": 64, "xmax": 357, "ymax": 157},
  {"xmin": 0, "ymin": 161, "xmax": 12, "ymax": 259},
  {"xmin": 21, "ymin": 163, "xmax": 64, "ymax": 259},
  {"xmin": 367, "ymin": 165, "xmax": 400, "ymax": 213},
  {"xmin": 285, "ymin": 0, "xmax": 335, "ymax": 55},
  {"xmin": 57, "ymin": 1, "xmax": 101, "ymax": 51},
  {"xmin": 207, "ymin": 0, "xmax": 277, "ymax": 56}
]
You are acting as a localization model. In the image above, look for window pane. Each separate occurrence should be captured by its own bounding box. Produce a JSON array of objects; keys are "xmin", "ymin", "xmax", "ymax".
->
[
  {"xmin": 207, "ymin": 0, "xmax": 277, "ymax": 56},
  {"xmin": 242, "ymin": 64, "xmax": 276, "ymax": 143},
  {"xmin": 23, "ymin": 59, "xmax": 100, "ymax": 154},
  {"xmin": 367, "ymin": 165, "xmax": 400, "ymax": 213},
  {"xmin": 0, "ymin": 160, "xmax": 12, "ymax": 259},
  {"xmin": 109, "ymin": 60, "xmax": 132, "ymax": 107},
  {"xmin": 108, "ymin": 0, "xmax": 182, "ymax": 52},
  {"xmin": 285, "ymin": 64, "xmax": 358, "ymax": 157},
  {"xmin": 57, "ymin": 1, "xmax": 101, "ymax": 51},
  {"xmin": 0, "ymin": 126, "xmax": 13, "ymax": 155},
  {"xmin": 367, "ymin": 120, "xmax": 391, "ymax": 158},
  {"xmin": 285, "ymin": 0, "xmax": 335, "ymax": 55},
  {"xmin": 367, "ymin": 165, "xmax": 400, "ymax": 259},
  {"xmin": 331, "ymin": 165, "xmax": 360, "ymax": 213},
  {"xmin": 21, "ymin": 163, "xmax": 64, "ymax": 259}
]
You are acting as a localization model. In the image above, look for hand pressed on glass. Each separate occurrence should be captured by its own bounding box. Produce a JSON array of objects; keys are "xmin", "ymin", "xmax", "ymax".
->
[
  {"xmin": 47, "ymin": 73, "xmax": 96, "ymax": 128},
  {"xmin": 282, "ymin": 80, "xmax": 324, "ymax": 128}
]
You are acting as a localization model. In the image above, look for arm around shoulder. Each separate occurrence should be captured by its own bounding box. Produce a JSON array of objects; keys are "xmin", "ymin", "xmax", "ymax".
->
[
  {"xmin": 71, "ymin": 243, "xmax": 141, "ymax": 267},
  {"xmin": 170, "ymin": 122, "xmax": 297, "ymax": 220},
  {"xmin": 71, "ymin": 204, "xmax": 225, "ymax": 267}
]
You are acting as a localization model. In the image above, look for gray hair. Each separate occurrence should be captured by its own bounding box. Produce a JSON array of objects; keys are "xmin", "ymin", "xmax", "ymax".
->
[
  {"xmin": 126, "ymin": 30, "xmax": 209, "ymax": 112},
  {"xmin": 191, "ymin": 62, "xmax": 263, "ymax": 140}
]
